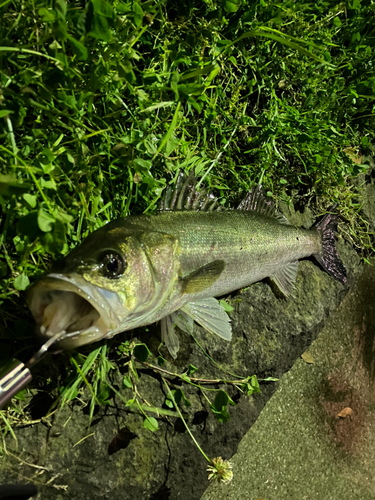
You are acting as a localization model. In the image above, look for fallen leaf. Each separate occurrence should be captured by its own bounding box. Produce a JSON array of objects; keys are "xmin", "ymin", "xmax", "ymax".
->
[
  {"xmin": 343, "ymin": 147, "xmax": 361, "ymax": 164},
  {"xmin": 301, "ymin": 352, "xmax": 314, "ymax": 364},
  {"xmin": 336, "ymin": 407, "xmax": 353, "ymax": 419}
]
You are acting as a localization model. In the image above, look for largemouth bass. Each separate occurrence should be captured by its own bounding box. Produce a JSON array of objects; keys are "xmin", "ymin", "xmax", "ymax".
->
[{"xmin": 26, "ymin": 172, "xmax": 346, "ymax": 357}]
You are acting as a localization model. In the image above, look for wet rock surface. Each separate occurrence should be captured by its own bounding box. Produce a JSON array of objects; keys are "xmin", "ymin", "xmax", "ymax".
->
[
  {"xmin": 0, "ymin": 238, "xmax": 361, "ymax": 500},
  {"xmin": 201, "ymin": 258, "xmax": 375, "ymax": 500}
]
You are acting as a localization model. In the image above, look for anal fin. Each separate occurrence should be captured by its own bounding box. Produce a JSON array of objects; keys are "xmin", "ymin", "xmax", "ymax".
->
[{"xmin": 270, "ymin": 260, "xmax": 299, "ymax": 297}]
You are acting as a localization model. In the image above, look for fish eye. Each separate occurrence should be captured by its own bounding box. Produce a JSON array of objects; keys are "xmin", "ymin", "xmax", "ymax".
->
[{"xmin": 100, "ymin": 252, "xmax": 126, "ymax": 279}]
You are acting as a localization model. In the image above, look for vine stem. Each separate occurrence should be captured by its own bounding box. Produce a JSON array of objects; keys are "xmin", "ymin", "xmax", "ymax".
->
[
  {"xmin": 140, "ymin": 361, "xmax": 246, "ymax": 386},
  {"xmin": 161, "ymin": 377, "xmax": 211, "ymax": 464}
]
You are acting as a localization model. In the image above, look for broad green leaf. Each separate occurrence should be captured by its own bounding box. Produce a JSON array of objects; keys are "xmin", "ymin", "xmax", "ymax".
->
[
  {"xmin": 116, "ymin": 2, "xmax": 132, "ymax": 14},
  {"xmin": 67, "ymin": 35, "xmax": 88, "ymax": 61},
  {"xmin": 219, "ymin": 300, "xmax": 234, "ymax": 313},
  {"xmin": 165, "ymin": 389, "xmax": 182, "ymax": 408},
  {"xmin": 165, "ymin": 136, "xmax": 179, "ymax": 156},
  {"xmin": 157, "ymin": 356, "xmax": 166, "ymax": 366},
  {"xmin": 177, "ymin": 84, "xmax": 205, "ymax": 97},
  {"xmin": 213, "ymin": 407, "xmax": 230, "ymax": 423},
  {"xmin": 0, "ymin": 175, "xmax": 31, "ymax": 197},
  {"xmin": 38, "ymin": 7, "xmax": 56, "ymax": 22},
  {"xmin": 40, "ymin": 219, "xmax": 66, "ymax": 254},
  {"xmin": 13, "ymin": 274, "xmax": 30, "ymax": 291},
  {"xmin": 97, "ymin": 382, "xmax": 111, "ymax": 404},
  {"xmin": 214, "ymin": 390, "xmax": 229, "ymax": 412},
  {"xmin": 91, "ymin": 0, "xmax": 114, "ymax": 18},
  {"xmin": 188, "ymin": 364, "xmax": 198, "ymax": 375},
  {"xmin": 132, "ymin": 2, "xmax": 143, "ymax": 28},
  {"xmin": 155, "ymin": 102, "xmax": 181, "ymax": 156},
  {"xmin": 23, "ymin": 193, "xmax": 37, "ymax": 208},
  {"xmin": 54, "ymin": 0, "xmax": 67, "ymax": 20},
  {"xmin": 134, "ymin": 158, "xmax": 152, "ymax": 171},
  {"xmin": 350, "ymin": 0, "xmax": 361, "ymax": 10},
  {"xmin": 123, "ymin": 375, "xmax": 132, "ymax": 388},
  {"xmin": 49, "ymin": 40, "xmax": 61, "ymax": 50},
  {"xmin": 247, "ymin": 375, "xmax": 261, "ymax": 395},
  {"xmin": 179, "ymin": 389, "xmax": 191, "ymax": 407},
  {"xmin": 133, "ymin": 343, "xmax": 151, "ymax": 362},
  {"xmin": 323, "ymin": 51, "xmax": 332, "ymax": 62},
  {"xmin": 88, "ymin": 0, "xmax": 114, "ymax": 41},
  {"xmin": 180, "ymin": 64, "xmax": 216, "ymax": 81},
  {"xmin": 37, "ymin": 208, "xmax": 55, "ymax": 232},
  {"xmin": 333, "ymin": 16, "xmax": 342, "ymax": 28},
  {"xmin": 119, "ymin": 60, "xmax": 132, "ymax": 76},
  {"xmin": 18, "ymin": 212, "xmax": 41, "ymax": 239},
  {"xmin": 0, "ymin": 110, "xmax": 13, "ymax": 118},
  {"xmin": 186, "ymin": 96, "xmax": 201, "ymax": 113},
  {"xmin": 143, "ymin": 416, "xmax": 158, "ymax": 432},
  {"xmin": 222, "ymin": 0, "xmax": 241, "ymax": 12},
  {"xmin": 40, "ymin": 178, "xmax": 57, "ymax": 190}
]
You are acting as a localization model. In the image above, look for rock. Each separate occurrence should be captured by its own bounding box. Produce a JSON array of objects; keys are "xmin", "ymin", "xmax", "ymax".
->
[{"xmin": 0, "ymin": 240, "xmax": 360, "ymax": 500}]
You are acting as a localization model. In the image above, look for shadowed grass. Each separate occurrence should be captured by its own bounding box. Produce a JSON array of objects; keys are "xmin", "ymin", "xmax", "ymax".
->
[{"xmin": 0, "ymin": 0, "xmax": 374, "ymax": 429}]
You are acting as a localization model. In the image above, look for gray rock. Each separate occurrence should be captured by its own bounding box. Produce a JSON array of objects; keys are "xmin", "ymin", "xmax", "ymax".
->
[
  {"xmin": 201, "ymin": 260, "xmax": 375, "ymax": 500},
  {"xmin": 0, "ymin": 238, "xmax": 360, "ymax": 500}
]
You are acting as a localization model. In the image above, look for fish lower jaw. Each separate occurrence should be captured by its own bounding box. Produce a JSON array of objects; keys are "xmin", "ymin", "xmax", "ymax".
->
[
  {"xmin": 40, "ymin": 316, "xmax": 110, "ymax": 341},
  {"xmin": 28, "ymin": 287, "xmax": 119, "ymax": 349},
  {"xmin": 39, "ymin": 310, "xmax": 114, "ymax": 350}
]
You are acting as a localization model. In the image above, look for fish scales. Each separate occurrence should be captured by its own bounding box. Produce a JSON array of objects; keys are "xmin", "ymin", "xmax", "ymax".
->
[
  {"xmin": 146, "ymin": 210, "xmax": 321, "ymax": 299},
  {"xmin": 26, "ymin": 175, "xmax": 346, "ymax": 355}
]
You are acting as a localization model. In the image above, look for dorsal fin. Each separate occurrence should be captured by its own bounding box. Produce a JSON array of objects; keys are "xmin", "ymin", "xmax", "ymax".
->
[
  {"xmin": 160, "ymin": 172, "xmax": 289, "ymax": 224},
  {"xmin": 238, "ymin": 185, "xmax": 290, "ymax": 224},
  {"xmin": 160, "ymin": 171, "xmax": 218, "ymax": 211}
]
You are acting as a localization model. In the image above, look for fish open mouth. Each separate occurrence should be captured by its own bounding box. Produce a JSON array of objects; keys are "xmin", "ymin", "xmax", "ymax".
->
[
  {"xmin": 26, "ymin": 274, "xmax": 123, "ymax": 349},
  {"xmin": 38, "ymin": 290, "xmax": 105, "ymax": 335}
]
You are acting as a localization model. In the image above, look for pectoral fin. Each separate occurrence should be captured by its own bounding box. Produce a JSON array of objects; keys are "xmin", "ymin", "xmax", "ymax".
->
[
  {"xmin": 270, "ymin": 260, "xmax": 299, "ymax": 297},
  {"xmin": 181, "ymin": 298, "xmax": 232, "ymax": 341},
  {"xmin": 180, "ymin": 260, "xmax": 225, "ymax": 294}
]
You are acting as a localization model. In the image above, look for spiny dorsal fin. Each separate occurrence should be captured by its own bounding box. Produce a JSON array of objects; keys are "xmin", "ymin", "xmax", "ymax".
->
[
  {"xmin": 160, "ymin": 172, "xmax": 289, "ymax": 224},
  {"xmin": 238, "ymin": 185, "xmax": 290, "ymax": 224},
  {"xmin": 160, "ymin": 171, "xmax": 218, "ymax": 211}
]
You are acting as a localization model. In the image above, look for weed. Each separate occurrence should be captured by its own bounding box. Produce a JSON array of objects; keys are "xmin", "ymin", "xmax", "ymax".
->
[{"xmin": 0, "ymin": 0, "xmax": 374, "ymax": 471}]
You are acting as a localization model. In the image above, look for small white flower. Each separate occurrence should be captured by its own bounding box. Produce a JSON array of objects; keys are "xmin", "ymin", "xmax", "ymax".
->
[{"xmin": 207, "ymin": 457, "xmax": 233, "ymax": 484}]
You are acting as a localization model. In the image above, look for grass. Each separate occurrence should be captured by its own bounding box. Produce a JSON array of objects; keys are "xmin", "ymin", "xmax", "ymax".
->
[{"xmin": 0, "ymin": 0, "xmax": 374, "ymax": 436}]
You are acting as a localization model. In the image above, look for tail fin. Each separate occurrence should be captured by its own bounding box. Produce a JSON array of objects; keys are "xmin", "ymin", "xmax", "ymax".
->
[{"xmin": 314, "ymin": 212, "xmax": 346, "ymax": 284}]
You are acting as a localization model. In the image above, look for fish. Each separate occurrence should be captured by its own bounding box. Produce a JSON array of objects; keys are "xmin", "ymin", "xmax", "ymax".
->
[{"xmin": 26, "ymin": 172, "xmax": 346, "ymax": 358}]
